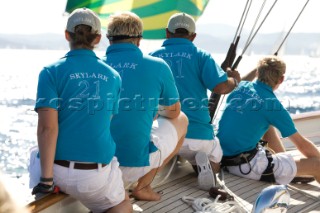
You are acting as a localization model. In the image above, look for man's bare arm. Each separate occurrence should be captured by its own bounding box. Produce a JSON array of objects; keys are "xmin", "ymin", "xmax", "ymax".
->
[
  {"xmin": 37, "ymin": 108, "xmax": 58, "ymax": 184},
  {"xmin": 242, "ymin": 68, "xmax": 257, "ymax": 81},
  {"xmin": 158, "ymin": 101, "xmax": 181, "ymax": 119},
  {"xmin": 289, "ymin": 132, "xmax": 320, "ymax": 158},
  {"xmin": 213, "ymin": 68, "xmax": 241, "ymax": 94}
]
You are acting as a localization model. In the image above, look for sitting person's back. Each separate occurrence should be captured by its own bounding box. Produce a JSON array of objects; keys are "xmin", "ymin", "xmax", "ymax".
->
[
  {"xmin": 32, "ymin": 8, "xmax": 132, "ymax": 213},
  {"xmin": 150, "ymin": 12, "xmax": 241, "ymax": 190},
  {"xmin": 217, "ymin": 55, "xmax": 320, "ymax": 184},
  {"xmin": 105, "ymin": 46, "xmax": 178, "ymax": 167},
  {"xmin": 102, "ymin": 11, "xmax": 188, "ymax": 201}
]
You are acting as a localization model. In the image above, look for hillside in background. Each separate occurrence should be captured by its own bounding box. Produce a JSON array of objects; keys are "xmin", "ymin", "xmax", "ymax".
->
[
  {"xmin": 0, "ymin": 33, "xmax": 107, "ymax": 51},
  {"xmin": 0, "ymin": 23, "xmax": 319, "ymax": 55},
  {"xmin": 195, "ymin": 24, "xmax": 320, "ymax": 56}
]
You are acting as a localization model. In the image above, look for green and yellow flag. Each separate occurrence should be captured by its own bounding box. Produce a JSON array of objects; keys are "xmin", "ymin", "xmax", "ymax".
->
[{"xmin": 65, "ymin": 0, "xmax": 210, "ymax": 39}]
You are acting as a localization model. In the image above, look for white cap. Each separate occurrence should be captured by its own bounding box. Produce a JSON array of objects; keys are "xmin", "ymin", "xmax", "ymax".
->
[
  {"xmin": 167, "ymin": 13, "xmax": 196, "ymax": 34},
  {"xmin": 66, "ymin": 8, "xmax": 101, "ymax": 34}
]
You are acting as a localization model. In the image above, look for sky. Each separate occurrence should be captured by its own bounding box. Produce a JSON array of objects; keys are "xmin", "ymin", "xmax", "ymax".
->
[
  {"xmin": 0, "ymin": 0, "xmax": 319, "ymax": 35},
  {"xmin": 199, "ymin": 0, "xmax": 320, "ymax": 33}
]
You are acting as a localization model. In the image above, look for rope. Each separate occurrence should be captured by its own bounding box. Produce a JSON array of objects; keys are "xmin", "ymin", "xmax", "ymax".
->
[
  {"xmin": 287, "ymin": 184, "xmax": 320, "ymax": 201},
  {"xmin": 182, "ymin": 194, "xmax": 247, "ymax": 213},
  {"xmin": 152, "ymin": 155, "xmax": 178, "ymax": 188},
  {"xmin": 215, "ymin": 170, "xmax": 250, "ymax": 212}
]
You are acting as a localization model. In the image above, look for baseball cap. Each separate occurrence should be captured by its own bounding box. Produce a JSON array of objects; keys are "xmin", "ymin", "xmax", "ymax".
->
[
  {"xmin": 66, "ymin": 8, "xmax": 101, "ymax": 34},
  {"xmin": 167, "ymin": 13, "xmax": 196, "ymax": 34}
]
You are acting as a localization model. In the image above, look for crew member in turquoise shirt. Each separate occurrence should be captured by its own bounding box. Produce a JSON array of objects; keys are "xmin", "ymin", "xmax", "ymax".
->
[
  {"xmin": 150, "ymin": 12, "xmax": 241, "ymax": 190},
  {"xmin": 217, "ymin": 55, "xmax": 320, "ymax": 184},
  {"xmin": 33, "ymin": 8, "xmax": 132, "ymax": 213},
  {"xmin": 103, "ymin": 11, "xmax": 188, "ymax": 201}
]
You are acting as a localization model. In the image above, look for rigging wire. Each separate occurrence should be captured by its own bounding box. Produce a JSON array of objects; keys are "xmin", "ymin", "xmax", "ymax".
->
[
  {"xmin": 232, "ymin": 0, "xmax": 252, "ymax": 43},
  {"xmin": 232, "ymin": 0, "xmax": 278, "ymax": 70},
  {"xmin": 274, "ymin": 0, "xmax": 310, "ymax": 55},
  {"xmin": 209, "ymin": 0, "xmax": 253, "ymax": 124},
  {"xmin": 243, "ymin": 0, "xmax": 267, "ymax": 49},
  {"xmin": 220, "ymin": 0, "xmax": 252, "ymax": 71},
  {"xmin": 211, "ymin": 0, "xmax": 310, "ymax": 125},
  {"xmin": 210, "ymin": 0, "xmax": 279, "ymax": 123}
]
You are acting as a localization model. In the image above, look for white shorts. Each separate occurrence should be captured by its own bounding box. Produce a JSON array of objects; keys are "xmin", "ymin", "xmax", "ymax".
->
[
  {"xmin": 226, "ymin": 145, "xmax": 297, "ymax": 185},
  {"xmin": 120, "ymin": 117, "xmax": 178, "ymax": 183},
  {"xmin": 28, "ymin": 147, "xmax": 125, "ymax": 212},
  {"xmin": 54, "ymin": 157, "xmax": 126, "ymax": 213},
  {"xmin": 178, "ymin": 137, "xmax": 223, "ymax": 165},
  {"xmin": 28, "ymin": 146, "xmax": 41, "ymax": 189}
]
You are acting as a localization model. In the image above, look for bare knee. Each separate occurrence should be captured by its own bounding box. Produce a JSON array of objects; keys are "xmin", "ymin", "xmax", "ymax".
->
[
  {"xmin": 172, "ymin": 111, "xmax": 188, "ymax": 138},
  {"xmin": 105, "ymin": 198, "xmax": 133, "ymax": 213},
  {"xmin": 296, "ymin": 157, "xmax": 320, "ymax": 181}
]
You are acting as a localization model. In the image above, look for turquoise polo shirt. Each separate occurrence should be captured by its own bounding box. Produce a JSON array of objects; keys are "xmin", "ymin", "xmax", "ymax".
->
[
  {"xmin": 217, "ymin": 80, "xmax": 297, "ymax": 156},
  {"xmin": 35, "ymin": 49, "xmax": 121, "ymax": 164},
  {"xmin": 150, "ymin": 38, "xmax": 227, "ymax": 140},
  {"xmin": 103, "ymin": 43, "xmax": 179, "ymax": 167}
]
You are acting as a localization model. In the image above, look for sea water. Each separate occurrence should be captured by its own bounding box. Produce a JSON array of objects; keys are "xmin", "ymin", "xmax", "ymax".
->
[{"xmin": 0, "ymin": 49, "xmax": 319, "ymax": 203}]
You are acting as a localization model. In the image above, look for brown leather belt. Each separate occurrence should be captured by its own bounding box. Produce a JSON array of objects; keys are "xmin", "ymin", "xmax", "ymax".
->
[{"xmin": 54, "ymin": 160, "xmax": 106, "ymax": 170}]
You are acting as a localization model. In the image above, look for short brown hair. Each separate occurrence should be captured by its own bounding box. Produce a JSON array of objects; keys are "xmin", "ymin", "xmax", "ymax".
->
[
  {"xmin": 257, "ymin": 56, "xmax": 286, "ymax": 88},
  {"xmin": 68, "ymin": 25, "xmax": 99, "ymax": 49}
]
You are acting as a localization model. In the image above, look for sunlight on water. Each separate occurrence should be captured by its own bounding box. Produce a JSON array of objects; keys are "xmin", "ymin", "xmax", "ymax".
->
[
  {"xmin": 0, "ymin": 49, "xmax": 319, "ymax": 204},
  {"xmin": 0, "ymin": 50, "xmax": 104, "ymax": 177},
  {"xmin": 264, "ymin": 55, "xmax": 317, "ymax": 112}
]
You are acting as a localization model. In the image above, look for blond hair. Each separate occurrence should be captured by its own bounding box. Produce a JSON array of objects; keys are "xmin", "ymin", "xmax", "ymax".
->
[
  {"xmin": 107, "ymin": 11, "xmax": 143, "ymax": 37},
  {"xmin": 257, "ymin": 55, "xmax": 286, "ymax": 88}
]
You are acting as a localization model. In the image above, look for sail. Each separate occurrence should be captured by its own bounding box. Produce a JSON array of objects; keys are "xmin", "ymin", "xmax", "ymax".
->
[{"xmin": 65, "ymin": 0, "xmax": 210, "ymax": 39}]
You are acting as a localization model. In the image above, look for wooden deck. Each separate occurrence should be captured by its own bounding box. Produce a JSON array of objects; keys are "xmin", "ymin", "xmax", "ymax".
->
[
  {"xmin": 27, "ymin": 111, "xmax": 320, "ymax": 213},
  {"xmin": 27, "ymin": 150, "xmax": 320, "ymax": 213},
  {"xmin": 131, "ymin": 114, "xmax": 320, "ymax": 213},
  {"xmin": 27, "ymin": 158, "xmax": 320, "ymax": 213},
  {"xmin": 132, "ymin": 156, "xmax": 320, "ymax": 213}
]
